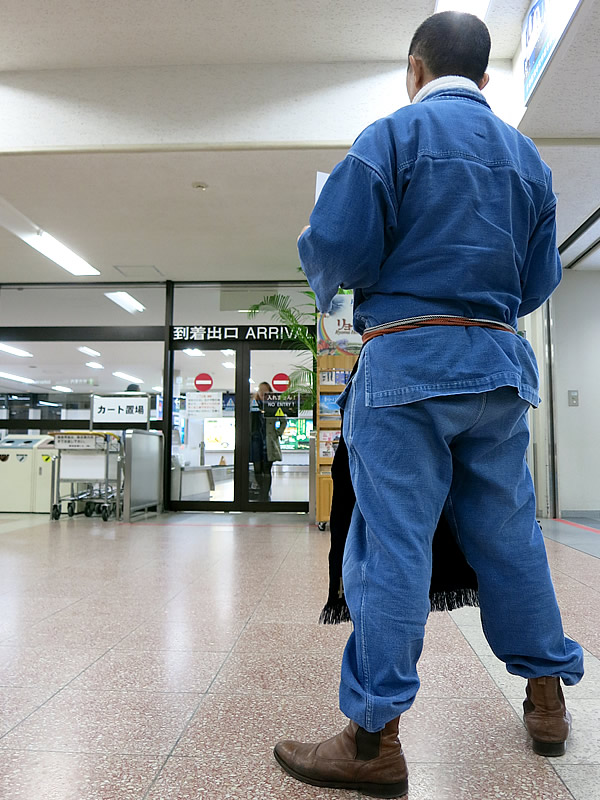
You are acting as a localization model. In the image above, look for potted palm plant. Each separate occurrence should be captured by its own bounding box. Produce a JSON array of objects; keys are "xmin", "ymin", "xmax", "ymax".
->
[{"xmin": 248, "ymin": 289, "xmax": 317, "ymax": 409}]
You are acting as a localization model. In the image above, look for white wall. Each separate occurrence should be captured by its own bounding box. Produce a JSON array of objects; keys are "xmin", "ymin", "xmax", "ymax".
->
[{"xmin": 552, "ymin": 271, "xmax": 600, "ymax": 514}]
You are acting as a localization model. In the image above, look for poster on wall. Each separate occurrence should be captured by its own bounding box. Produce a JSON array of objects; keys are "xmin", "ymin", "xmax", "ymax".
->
[
  {"xmin": 522, "ymin": 0, "xmax": 582, "ymax": 103},
  {"xmin": 186, "ymin": 391, "xmax": 223, "ymax": 418},
  {"xmin": 319, "ymin": 429, "xmax": 341, "ymax": 458},
  {"xmin": 204, "ymin": 418, "xmax": 235, "ymax": 450},
  {"xmin": 317, "ymin": 293, "xmax": 362, "ymax": 356}
]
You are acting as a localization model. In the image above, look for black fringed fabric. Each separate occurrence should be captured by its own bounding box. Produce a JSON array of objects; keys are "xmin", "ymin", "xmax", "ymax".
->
[{"xmin": 319, "ymin": 370, "xmax": 480, "ymax": 625}]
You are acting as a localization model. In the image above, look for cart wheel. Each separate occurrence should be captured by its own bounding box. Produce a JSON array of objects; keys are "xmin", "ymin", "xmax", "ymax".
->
[
  {"xmin": 84, "ymin": 502, "xmax": 94, "ymax": 517},
  {"xmin": 318, "ymin": 521, "xmax": 327, "ymax": 531},
  {"xmin": 51, "ymin": 505, "xmax": 61, "ymax": 520},
  {"xmin": 101, "ymin": 507, "xmax": 110, "ymax": 522},
  {"xmin": 67, "ymin": 502, "xmax": 75, "ymax": 517}
]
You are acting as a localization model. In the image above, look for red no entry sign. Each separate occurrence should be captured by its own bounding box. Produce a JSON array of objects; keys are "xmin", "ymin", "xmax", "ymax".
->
[
  {"xmin": 194, "ymin": 373, "xmax": 213, "ymax": 391},
  {"xmin": 272, "ymin": 372, "xmax": 290, "ymax": 392}
]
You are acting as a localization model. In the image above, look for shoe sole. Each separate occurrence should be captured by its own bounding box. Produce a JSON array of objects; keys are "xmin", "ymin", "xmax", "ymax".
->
[
  {"xmin": 532, "ymin": 739, "xmax": 567, "ymax": 757},
  {"xmin": 273, "ymin": 748, "xmax": 409, "ymax": 798}
]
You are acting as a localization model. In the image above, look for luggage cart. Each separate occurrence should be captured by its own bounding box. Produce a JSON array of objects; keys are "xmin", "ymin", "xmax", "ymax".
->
[{"xmin": 49, "ymin": 432, "xmax": 123, "ymax": 522}]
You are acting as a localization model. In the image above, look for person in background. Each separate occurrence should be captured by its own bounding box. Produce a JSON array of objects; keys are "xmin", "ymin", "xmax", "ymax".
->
[
  {"xmin": 250, "ymin": 381, "xmax": 286, "ymax": 501},
  {"xmin": 274, "ymin": 11, "xmax": 583, "ymax": 799}
]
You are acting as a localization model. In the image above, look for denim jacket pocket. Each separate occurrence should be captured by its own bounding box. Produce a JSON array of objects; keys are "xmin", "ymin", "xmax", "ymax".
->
[{"xmin": 335, "ymin": 378, "xmax": 353, "ymax": 411}]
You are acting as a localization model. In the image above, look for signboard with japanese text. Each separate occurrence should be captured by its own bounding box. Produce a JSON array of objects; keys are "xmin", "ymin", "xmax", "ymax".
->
[
  {"xmin": 54, "ymin": 433, "xmax": 106, "ymax": 450},
  {"xmin": 186, "ymin": 391, "xmax": 223, "ymax": 418},
  {"xmin": 262, "ymin": 392, "xmax": 298, "ymax": 417},
  {"xmin": 522, "ymin": 0, "xmax": 581, "ymax": 103},
  {"xmin": 317, "ymin": 294, "xmax": 362, "ymax": 356},
  {"xmin": 171, "ymin": 324, "xmax": 313, "ymax": 345},
  {"xmin": 92, "ymin": 395, "xmax": 150, "ymax": 424}
]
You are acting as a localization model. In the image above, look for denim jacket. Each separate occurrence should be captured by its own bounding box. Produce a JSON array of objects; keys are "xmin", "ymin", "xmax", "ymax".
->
[{"xmin": 298, "ymin": 86, "xmax": 561, "ymax": 407}]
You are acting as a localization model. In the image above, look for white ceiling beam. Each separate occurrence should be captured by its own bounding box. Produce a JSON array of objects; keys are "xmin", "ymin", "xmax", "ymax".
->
[{"xmin": 0, "ymin": 60, "xmax": 518, "ymax": 154}]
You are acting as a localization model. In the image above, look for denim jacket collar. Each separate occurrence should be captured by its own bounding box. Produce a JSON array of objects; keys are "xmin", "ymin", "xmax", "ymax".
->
[
  {"xmin": 413, "ymin": 76, "xmax": 491, "ymax": 110},
  {"xmin": 421, "ymin": 87, "xmax": 491, "ymax": 110}
]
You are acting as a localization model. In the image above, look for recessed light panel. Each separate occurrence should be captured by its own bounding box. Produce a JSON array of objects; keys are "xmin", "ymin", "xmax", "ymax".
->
[
  {"xmin": 0, "ymin": 343, "xmax": 33, "ymax": 358},
  {"xmin": 113, "ymin": 371, "xmax": 144, "ymax": 384},
  {"xmin": 104, "ymin": 292, "xmax": 146, "ymax": 314},
  {"xmin": 78, "ymin": 346, "xmax": 101, "ymax": 357},
  {"xmin": 0, "ymin": 371, "xmax": 36, "ymax": 385}
]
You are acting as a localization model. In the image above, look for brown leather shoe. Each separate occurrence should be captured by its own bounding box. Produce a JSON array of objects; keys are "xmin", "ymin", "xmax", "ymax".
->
[
  {"xmin": 273, "ymin": 717, "xmax": 408, "ymax": 798},
  {"xmin": 523, "ymin": 676, "xmax": 572, "ymax": 756}
]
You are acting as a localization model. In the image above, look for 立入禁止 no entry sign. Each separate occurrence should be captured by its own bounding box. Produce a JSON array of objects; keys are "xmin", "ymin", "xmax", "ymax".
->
[
  {"xmin": 194, "ymin": 373, "xmax": 213, "ymax": 391},
  {"xmin": 272, "ymin": 373, "xmax": 290, "ymax": 392}
]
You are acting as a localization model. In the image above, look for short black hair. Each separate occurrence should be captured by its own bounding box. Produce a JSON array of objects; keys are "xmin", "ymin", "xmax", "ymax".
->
[{"xmin": 408, "ymin": 11, "xmax": 491, "ymax": 84}]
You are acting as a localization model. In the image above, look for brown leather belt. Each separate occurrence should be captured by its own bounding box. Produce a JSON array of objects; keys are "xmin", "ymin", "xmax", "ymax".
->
[{"xmin": 362, "ymin": 315, "xmax": 517, "ymax": 344}]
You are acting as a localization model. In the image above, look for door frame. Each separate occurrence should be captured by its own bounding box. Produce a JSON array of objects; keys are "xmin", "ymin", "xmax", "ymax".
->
[{"xmin": 168, "ymin": 337, "xmax": 313, "ymax": 513}]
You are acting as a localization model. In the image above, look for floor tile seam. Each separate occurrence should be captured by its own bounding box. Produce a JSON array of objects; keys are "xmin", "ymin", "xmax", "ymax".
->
[
  {"xmin": 0, "ymin": 579, "xmax": 211, "ymax": 740},
  {"xmin": 200, "ymin": 529, "xmax": 303, "ymax": 695},
  {"xmin": 0, "ymin": 683, "xmax": 70, "ymax": 743},
  {"xmin": 145, "ymin": 752, "xmax": 558, "ymax": 766},
  {"xmin": 77, "ymin": 569, "xmax": 227, "ymax": 651},
  {"xmin": 0, "ymin": 520, "xmax": 55, "ymax": 536},
  {"xmin": 0, "ymin": 621, "xmax": 148, "ymax": 743},
  {"xmin": 445, "ymin": 612, "xmax": 534, "ymax": 715},
  {"xmin": 11, "ymin": 687, "xmax": 209, "ymax": 695},
  {"xmin": 3, "ymin": 592, "xmax": 107, "ymax": 634},
  {"xmin": 499, "ymin": 689, "xmax": 586, "ymax": 779},
  {"xmin": 203, "ymin": 689, "xmax": 504, "ymax": 699},
  {"xmin": 130, "ymin": 523, "xmax": 306, "ymax": 529},
  {"xmin": 0, "ymin": 747, "xmax": 168, "ymax": 757},
  {"xmin": 139, "ymin": 531, "xmax": 304, "ymax": 800},
  {"xmin": 555, "ymin": 575, "xmax": 600, "ymax": 596},
  {"xmin": 140, "ymin": 696, "xmax": 207, "ymax": 799},
  {"xmin": 549, "ymin": 763, "xmax": 592, "ymax": 797},
  {"xmin": 546, "ymin": 539, "xmax": 600, "ymax": 563},
  {"xmin": 0, "ymin": 683, "xmax": 64, "ymax": 691}
]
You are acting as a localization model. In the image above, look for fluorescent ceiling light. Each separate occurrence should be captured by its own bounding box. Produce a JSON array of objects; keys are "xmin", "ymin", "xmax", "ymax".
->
[
  {"xmin": 221, "ymin": 349, "xmax": 235, "ymax": 356},
  {"xmin": 434, "ymin": 0, "xmax": 491, "ymax": 20},
  {"xmin": 78, "ymin": 346, "xmax": 101, "ymax": 357},
  {"xmin": 237, "ymin": 309, "xmax": 252, "ymax": 313},
  {"xmin": 222, "ymin": 361, "xmax": 235, "ymax": 369},
  {"xmin": 0, "ymin": 371, "xmax": 36, "ymax": 385},
  {"xmin": 86, "ymin": 361, "xmax": 104, "ymax": 370},
  {"xmin": 151, "ymin": 386, "xmax": 163, "ymax": 392},
  {"xmin": 24, "ymin": 231, "xmax": 101, "ymax": 276},
  {"xmin": 52, "ymin": 385, "xmax": 73, "ymax": 393},
  {"xmin": 38, "ymin": 400, "xmax": 61, "ymax": 407},
  {"xmin": 182, "ymin": 348, "xmax": 205, "ymax": 357},
  {"xmin": 0, "ymin": 343, "xmax": 33, "ymax": 358},
  {"xmin": 104, "ymin": 291, "xmax": 146, "ymax": 314},
  {"xmin": 113, "ymin": 371, "xmax": 144, "ymax": 383},
  {"xmin": 0, "ymin": 196, "xmax": 99, "ymax": 276}
]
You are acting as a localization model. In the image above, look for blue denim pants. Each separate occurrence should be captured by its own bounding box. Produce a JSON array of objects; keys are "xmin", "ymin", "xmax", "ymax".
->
[{"xmin": 339, "ymin": 373, "xmax": 584, "ymax": 733}]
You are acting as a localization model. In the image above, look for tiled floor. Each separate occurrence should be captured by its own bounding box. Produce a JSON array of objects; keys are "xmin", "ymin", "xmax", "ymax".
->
[{"xmin": 0, "ymin": 512, "xmax": 598, "ymax": 799}]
